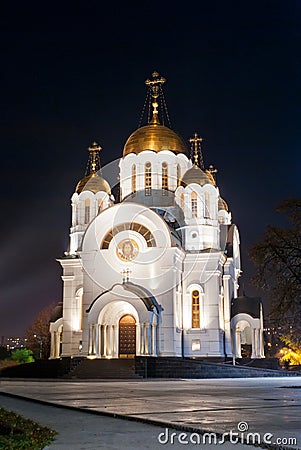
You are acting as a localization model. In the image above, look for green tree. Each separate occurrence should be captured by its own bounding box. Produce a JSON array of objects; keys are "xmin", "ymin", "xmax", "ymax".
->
[
  {"xmin": 280, "ymin": 334, "xmax": 301, "ymax": 366},
  {"xmin": 249, "ymin": 199, "xmax": 301, "ymax": 344},
  {"xmin": 25, "ymin": 303, "xmax": 55, "ymax": 359},
  {"xmin": 11, "ymin": 348, "xmax": 34, "ymax": 364}
]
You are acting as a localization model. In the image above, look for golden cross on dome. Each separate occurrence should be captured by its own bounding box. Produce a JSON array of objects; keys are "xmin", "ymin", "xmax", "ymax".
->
[
  {"xmin": 88, "ymin": 141, "xmax": 102, "ymax": 152},
  {"xmin": 145, "ymin": 71, "xmax": 166, "ymax": 124},
  {"xmin": 145, "ymin": 71, "xmax": 166, "ymax": 99},
  {"xmin": 208, "ymin": 164, "xmax": 218, "ymax": 180},
  {"xmin": 189, "ymin": 133, "xmax": 203, "ymax": 168},
  {"xmin": 88, "ymin": 141, "xmax": 102, "ymax": 173}
]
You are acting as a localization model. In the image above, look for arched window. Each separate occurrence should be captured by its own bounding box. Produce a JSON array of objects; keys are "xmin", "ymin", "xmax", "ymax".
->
[
  {"xmin": 177, "ymin": 164, "xmax": 181, "ymax": 186},
  {"xmin": 204, "ymin": 192, "xmax": 211, "ymax": 218},
  {"xmin": 145, "ymin": 161, "xmax": 152, "ymax": 196},
  {"xmin": 101, "ymin": 222, "xmax": 156, "ymax": 249},
  {"xmin": 132, "ymin": 164, "xmax": 136, "ymax": 193},
  {"xmin": 162, "ymin": 162, "xmax": 168, "ymax": 194},
  {"xmin": 191, "ymin": 191, "xmax": 198, "ymax": 217},
  {"xmin": 84, "ymin": 199, "xmax": 90, "ymax": 224},
  {"xmin": 192, "ymin": 290, "xmax": 200, "ymax": 328}
]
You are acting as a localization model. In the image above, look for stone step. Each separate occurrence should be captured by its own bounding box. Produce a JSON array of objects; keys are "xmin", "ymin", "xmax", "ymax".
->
[
  {"xmin": 66, "ymin": 358, "xmax": 142, "ymax": 379},
  {"xmin": 135, "ymin": 357, "xmax": 301, "ymax": 379},
  {"xmin": 1, "ymin": 357, "xmax": 299, "ymax": 379}
]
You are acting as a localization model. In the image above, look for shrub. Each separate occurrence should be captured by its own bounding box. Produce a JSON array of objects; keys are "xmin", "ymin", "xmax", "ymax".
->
[
  {"xmin": 0, "ymin": 407, "xmax": 56, "ymax": 449},
  {"xmin": 10, "ymin": 349, "xmax": 34, "ymax": 364}
]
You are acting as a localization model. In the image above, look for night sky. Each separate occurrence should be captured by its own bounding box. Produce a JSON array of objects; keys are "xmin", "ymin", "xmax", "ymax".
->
[{"xmin": 1, "ymin": 2, "xmax": 300, "ymax": 336}]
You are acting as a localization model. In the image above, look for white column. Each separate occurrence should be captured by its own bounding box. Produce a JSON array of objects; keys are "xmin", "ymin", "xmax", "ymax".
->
[
  {"xmin": 55, "ymin": 332, "xmax": 61, "ymax": 358},
  {"xmin": 100, "ymin": 325, "xmax": 103, "ymax": 357},
  {"xmin": 223, "ymin": 275, "xmax": 233, "ymax": 356},
  {"xmin": 136, "ymin": 324, "xmax": 140, "ymax": 356},
  {"xmin": 108, "ymin": 325, "xmax": 113, "ymax": 357},
  {"xmin": 96, "ymin": 323, "xmax": 101, "ymax": 358},
  {"xmin": 254, "ymin": 328, "xmax": 258, "ymax": 357},
  {"xmin": 106, "ymin": 325, "xmax": 110, "ymax": 357},
  {"xmin": 151, "ymin": 324, "xmax": 156, "ymax": 356},
  {"xmin": 88, "ymin": 324, "xmax": 93, "ymax": 354},
  {"xmin": 236, "ymin": 329, "xmax": 241, "ymax": 358},
  {"xmin": 103, "ymin": 325, "xmax": 107, "ymax": 357},
  {"xmin": 144, "ymin": 323, "xmax": 148, "ymax": 355},
  {"xmin": 50, "ymin": 332, "xmax": 55, "ymax": 358},
  {"xmin": 232, "ymin": 329, "xmax": 236, "ymax": 362},
  {"xmin": 260, "ymin": 329, "xmax": 265, "ymax": 358},
  {"xmin": 256, "ymin": 328, "xmax": 261, "ymax": 358},
  {"xmin": 258, "ymin": 329, "xmax": 262, "ymax": 357},
  {"xmin": 251, "ymin": 328, "xmax": 256, "ymax": 358},
  {"xmin": 156, "ymin": 321, "xmax": 160, "ymax": 355},
  {"xmin": 147, "ymin": 323, "xmax": 150, "ymax": 354},
  {"xmin": 140, "ymin": 323, "xmax": 145, "ymax": 355},
  {"xmin": 111, "ymin": 325, "xmax": 116, "ymax": 358},
  {"xmin": 92, "ymin": 324, "xmax": 96, "ymax": 355},
  {"xmin": 95, "ymin": 325, "xmax": 99, "ymax": 357}
]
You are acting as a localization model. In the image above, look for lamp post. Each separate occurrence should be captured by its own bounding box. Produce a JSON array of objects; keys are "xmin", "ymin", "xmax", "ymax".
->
[{"xmin": 33, "ymin": 334, "xmax": 43, "ymax": 359}]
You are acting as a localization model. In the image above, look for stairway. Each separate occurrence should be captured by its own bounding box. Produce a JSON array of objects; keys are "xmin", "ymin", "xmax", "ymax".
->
[
  {"xmin": 65, "ymin": 358, "xmax": 142, "ymax": 379},
  {"xmin": 135, "ymin": 357, "xmax": 301, "ymax": 379},
  {"xmin": 1, "ymin": 357, "xmax": 300, "ymax": 379}
]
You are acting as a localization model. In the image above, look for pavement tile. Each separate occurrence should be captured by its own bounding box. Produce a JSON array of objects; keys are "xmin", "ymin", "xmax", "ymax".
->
[{"xmin": 1, "ymin": 377, "xmax": 301, "ymax": 449}]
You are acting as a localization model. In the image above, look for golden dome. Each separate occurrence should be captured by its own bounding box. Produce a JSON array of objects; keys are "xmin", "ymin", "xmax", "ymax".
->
[
  {"xmin": 123, "ymin": 123, "xmax": 187, "ymax": 157},
  {"xmin": 76, "ymin": 172, "xmax": 111, "ymax": 194},
  {"xmin": 180, "ymin": 165, "xmax": 215, "ymax": 187},
  {"xmin": 218, "ymin": 197, "xmax": 228, "ymax": 211}
]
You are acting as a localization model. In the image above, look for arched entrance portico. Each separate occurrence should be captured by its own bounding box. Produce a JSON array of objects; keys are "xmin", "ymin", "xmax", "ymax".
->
[
  {"xmin": 231, "ymin": 313, "xmax": 265, "ymax": 359},
  {"xmin": 89, "ymin": 301, "xmax": 138, "ymax": 358},
  {"xmin": 236, "ymin": 320, "xmax": 252, "ymax": 358},
  {"xmin": 86, "ymin": 283, "xmax": 161, "ymax": 358},
  {"xmin": 119, "ymin": 314, "xmax": 136, "ymax": 358}
]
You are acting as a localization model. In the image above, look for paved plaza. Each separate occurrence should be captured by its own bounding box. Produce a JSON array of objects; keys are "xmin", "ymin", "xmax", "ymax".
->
[
  {"xmin": 1, "ymin": 377, "xmax": 301, "ymax": 449},
  {"xmin": 0, "ymin": 395, "xmax": 255, "ymax": 449}
]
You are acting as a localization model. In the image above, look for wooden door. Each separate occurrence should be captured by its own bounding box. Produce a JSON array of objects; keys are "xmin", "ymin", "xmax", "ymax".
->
[{"xmin": 119, "ymin": 315, "xmax": 136, "ymax": 358}]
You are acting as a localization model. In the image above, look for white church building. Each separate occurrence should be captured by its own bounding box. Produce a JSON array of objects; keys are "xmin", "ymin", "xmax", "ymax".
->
[{"xmin": 50, "ymin": 72, "xmax": 264, "ymax": 361}]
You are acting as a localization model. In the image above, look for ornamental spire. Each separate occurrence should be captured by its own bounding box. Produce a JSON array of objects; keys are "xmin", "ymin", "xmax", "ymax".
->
[
  {"xmin": 189, "ymin": 133, "xmax": 204, "ymax": 170},
  {"xmin": 208, "ymin": 164, "xmax": 218, "ymax": 182},
  {"xmin": 85, "ymin": 141, "xmax": 102, "ymax": 176},
  {"xmin": 145, "ymin": 71, "xmax": 166, "ymax": 125},
  {"xmin": 138, "ymin": 71, "xmax": 171, "ymax": 127}
]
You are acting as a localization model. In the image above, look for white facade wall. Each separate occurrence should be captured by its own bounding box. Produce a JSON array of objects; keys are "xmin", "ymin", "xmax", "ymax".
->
[
  {"xmin": 175, "ymin": 183, "xmax": 220, "ymax": 251},
  {"xmin": 57, "ymin": 258, "xmax": 83, "ymax": 356},
  {"xmin": 181, "ymin": 252, "xmax": 228, "ymax": 357},
  {"xmin": 119, "ymin": 151, "xmax": 191, "ymax": 199}
]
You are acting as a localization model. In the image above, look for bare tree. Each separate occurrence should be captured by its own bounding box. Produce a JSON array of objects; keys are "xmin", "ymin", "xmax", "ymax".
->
[
  {"xmin": 25, "ymin": 303, "xmax": 55, "ymax": 359},
  {"xmin": 249, "ymin": 199, "xmax": 301, "ymax": 344}
]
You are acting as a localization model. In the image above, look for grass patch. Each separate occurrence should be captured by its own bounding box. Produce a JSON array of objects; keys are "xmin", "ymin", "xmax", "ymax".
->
[
  {"xmin": 0, "ymin": 407, "xmax": 57, "ymax": 449},
  {"xmin": 0, "ymin": 360, "xmax": 19, "ymax": 371}
]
